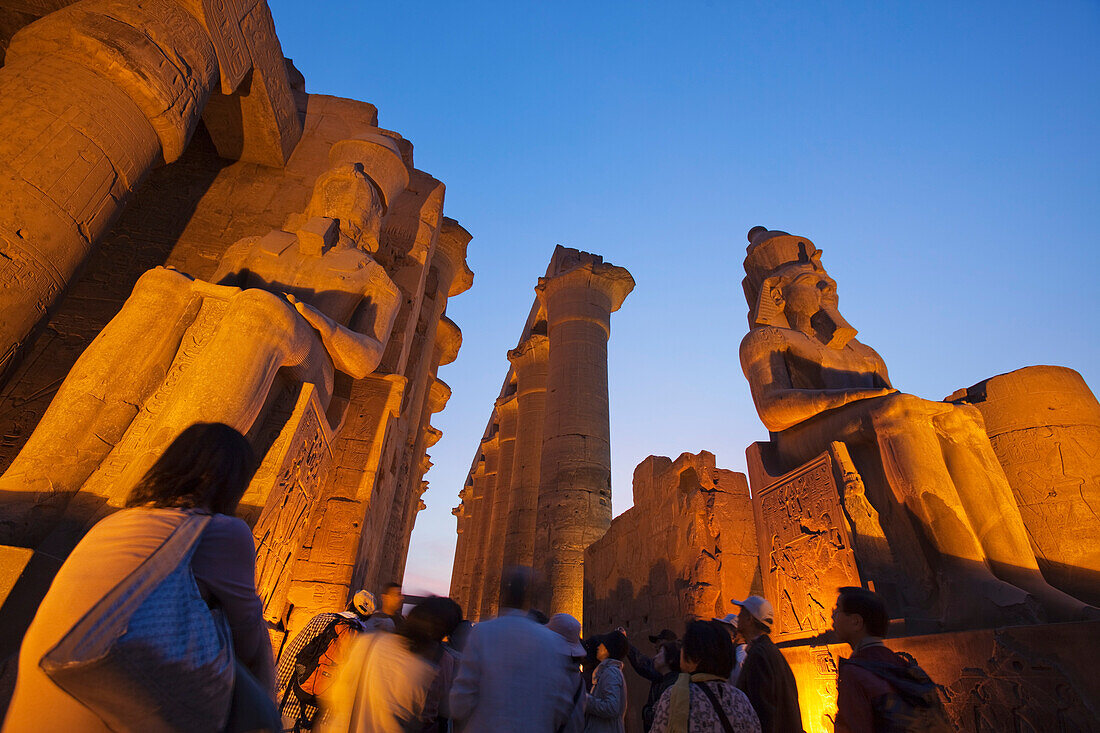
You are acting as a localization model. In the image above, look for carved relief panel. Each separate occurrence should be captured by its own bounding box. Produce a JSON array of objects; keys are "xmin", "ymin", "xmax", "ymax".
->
[
  {"xmin": 250, "ymin": 382, "xmax": 333, "ymax": 625},
  {"xmin": 752, "ymin": 450, "xmax": 862, "ymax": 638}
]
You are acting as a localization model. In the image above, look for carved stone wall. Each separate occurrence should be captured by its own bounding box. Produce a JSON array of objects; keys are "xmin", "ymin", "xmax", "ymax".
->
[
  {"xmin": 779, "ymin": 620, "xmax": 1100, "ymax": 733},
  {"xmin": 583, "ymin": 452, "xmax": 758, "ymax": 733},
  {"xmin": 747, "ymin": 447, "xmax": 863, "ymax": 639}
]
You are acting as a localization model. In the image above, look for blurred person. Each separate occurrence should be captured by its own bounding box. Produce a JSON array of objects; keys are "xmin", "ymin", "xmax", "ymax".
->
[
  {"xmin": 277, "ymin": 591, "xmax": 376, "ymax": 731},
  {"xmin": 585, "ymin": 631, "xmax": 628, "ymax": 733},
  {"xmin": 713, "ymin": 614, "xmax": 747, "ymax": 684},
  {"xmin": 529, "ymin": 608, "xmax": 550, "ymax": 624},
  {"xmin": 319, "ymin": 595, "xmax": 450, "ymax": 733},
  {"xmin": 364, "ymin": 582, "xmax": 404, "ymax": 632},
  {"xmin": 3, "ymin": 423, "xmax": 278, "ymax": 733},
  {"xmin": 548, "ymin": 613, "xmax": 588, "ymax": 733},
  {"xmin": 831, "ymin": 587, "xmax": 950, "ymax": 733},
  {"xmin": 449, "ymin": 567, "xmax": 574, "ymax": 732},
  {"xmin": 616, "ymin": 627, "xmax": 680, "ymax": 733},
  {"xmin": 650, "ymin": 621, "xmax": 760, "ymax": 733},
  {"xmin": 420, "ymin": 597, "xmax": 464, "ymax": 733},
  {"xmin": 732, "ymin": 597, "xmax": 803, "ymax": 733}
]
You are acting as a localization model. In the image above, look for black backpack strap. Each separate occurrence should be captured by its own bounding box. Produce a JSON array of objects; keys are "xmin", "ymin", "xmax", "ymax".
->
[{"xmin": 693, "ymin": 681, "xmax": 736, "ymax": 733}]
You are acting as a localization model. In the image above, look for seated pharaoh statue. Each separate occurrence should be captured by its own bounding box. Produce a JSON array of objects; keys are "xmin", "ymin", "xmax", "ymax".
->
[
  {"xmin": 0, "ymin": 135, "xmax": 405, "ymax": 549},
  {"xmin": 738, "ymin": 226, "xmax": 1095, "ymax": 629}
]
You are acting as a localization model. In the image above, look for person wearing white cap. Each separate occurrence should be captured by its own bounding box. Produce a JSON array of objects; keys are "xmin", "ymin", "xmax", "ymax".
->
[
  {"xmin": 275, "ymin": 590, "xmax": 375, "ymax": 729},
  {"xmin": 547, "ymin": 613, "xmax": 588, "ymax": 733},
  {"xmin": 730, "ymin": 596, "xmax": 804, "ymax": 733}
]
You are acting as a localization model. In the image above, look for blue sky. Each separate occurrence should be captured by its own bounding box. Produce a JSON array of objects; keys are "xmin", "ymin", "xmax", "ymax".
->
[{"xmin": 267, "ymin": 0, "xmax": 1100, "ymax": 596}]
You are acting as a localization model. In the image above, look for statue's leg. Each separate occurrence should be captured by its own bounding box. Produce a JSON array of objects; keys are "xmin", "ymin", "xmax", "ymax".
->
[
  {"xmin": 0, "ymin": 268, "xmax": 201, "ymax": 545},
  {"xmin": 936, "ymin": 403, "xmax": 1094, "ymax": 620},
  {"xmin": 869, "ymin": 393, "xmax": 1042, "ymax": 627},
  {"xmin": 98, "ymin": 288, "xmax": 327, "ymax": 500}
]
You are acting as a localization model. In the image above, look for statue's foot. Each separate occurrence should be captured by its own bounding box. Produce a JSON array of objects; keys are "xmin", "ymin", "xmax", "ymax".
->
[{"xmin": 937, "ymin": 570, "xmax": 1042, "ymax": 630}]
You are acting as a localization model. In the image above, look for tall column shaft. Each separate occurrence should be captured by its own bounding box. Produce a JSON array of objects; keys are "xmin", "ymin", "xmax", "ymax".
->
[
  {"xmin": 502, "ymin": 334, "xmax": 549, "ymax": 570},
  {"xmin": 479, "ymin": 394, "xmax": 518, "ymax": 618},
  {"xmin": 466, "ymin": 432, "xmax": 500, "ymax": 620},
  {"xmin": 0, "ymin": 1, "xmax": 219, "ymax": 378},
  {"xmin": 534, "ymin": 256, "xmax": 633, "ymax": 619}
]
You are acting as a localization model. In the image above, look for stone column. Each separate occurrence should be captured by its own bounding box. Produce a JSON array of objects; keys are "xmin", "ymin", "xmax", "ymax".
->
[
  {"xmin": 471, "ymin": 432, "xmax": 501, "ymax": 620},
  {"xmin": 502, "ymin": 334, "xmax": 549, "ymax": 570},
  {"xmin": 452, "ymin": 479, "xmax": 475, "ymax": 611},
  {"xmin": 479, "ymin": 393, "xmax": 518, "ymax": 618},
  {"xmin": 534, "ymin": 250, "xmax": 633, "ymax": 619},
  {"xmin": 0, "ymin": 0, "xmax": 299, "ymax": 380}
]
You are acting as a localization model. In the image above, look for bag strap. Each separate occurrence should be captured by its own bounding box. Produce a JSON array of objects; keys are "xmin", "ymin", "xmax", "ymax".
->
[
  {"xmin": 41, "ymin": 512, "xmax": 213, "ymax": 670},
  {"xmin": 693, "ymin": 681, "xmax": 736, "ymax": 733}
]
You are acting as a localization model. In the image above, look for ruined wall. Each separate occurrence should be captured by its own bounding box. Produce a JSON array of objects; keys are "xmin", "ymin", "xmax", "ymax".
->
[
  {"xmin": 582, "ymin": 451, "xmax": 759, "ymax": 733},
  {"xmin": 584, "ymin": 452, "xmax": 758, "ymax": 636}
]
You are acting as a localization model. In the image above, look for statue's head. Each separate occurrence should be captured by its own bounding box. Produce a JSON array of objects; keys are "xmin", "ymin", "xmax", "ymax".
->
[
  {"xmin": 305, "ymin": 163, "xmax": 385, "ymax": 252},
  {"xmin": 742, "ymin": 226, "xmax": 856, "ymax": 348}
]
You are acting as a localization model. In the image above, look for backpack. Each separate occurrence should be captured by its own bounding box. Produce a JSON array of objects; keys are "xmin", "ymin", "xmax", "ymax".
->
[
  {"xmin": 840, "ymin": 651, "xmax": 952, "ymax": 733},
  {"xmin": 292, "ymin": 612, "xmax": 362, "ymax": 707}
]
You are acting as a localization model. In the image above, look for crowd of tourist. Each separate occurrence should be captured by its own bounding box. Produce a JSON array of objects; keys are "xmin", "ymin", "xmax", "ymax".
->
[{"xmin": 0, "ymin": 423, "xmax": 948, "ymax": 733}]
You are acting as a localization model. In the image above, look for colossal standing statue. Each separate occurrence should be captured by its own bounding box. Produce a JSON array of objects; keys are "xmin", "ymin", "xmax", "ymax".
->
[
  {"xmin": 0, "ymin": 135, "xmax": 406, "ymax": 547},
  {"xmin": 739, "ymin": 227, "xmax": 1093, "ymax": 628}
]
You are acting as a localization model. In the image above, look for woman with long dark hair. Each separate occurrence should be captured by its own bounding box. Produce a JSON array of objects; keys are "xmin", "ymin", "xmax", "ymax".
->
[{"xmin": 3, "ymin": 423, "xmax": 277, "ymax": 732}]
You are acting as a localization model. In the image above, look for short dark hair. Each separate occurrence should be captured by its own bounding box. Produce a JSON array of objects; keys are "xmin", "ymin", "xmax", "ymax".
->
[
  {"xmin": 125, "ymin": 423, "xmax": 256, "ymax": 515},
  {"xmin": 403, "ymin": 596, "xmax": 449, "ymax": 658},
  {"xmin": 681, "ymin": 620, "xmax": 734, "ymax": 677},
  {"xmin": 837, "ymin": 586, "xmax": 890, "ymax": 637},
  {"xmin": 660, "ymin": 640, "xmax": 682, "ymax": 673},
  {"xmin": 600, "ymin": 631, "xmax": 628, "ymax": 661},
  {"xmin": 500, "ymin": 566, "xmax": 532, "ymax": 610}
]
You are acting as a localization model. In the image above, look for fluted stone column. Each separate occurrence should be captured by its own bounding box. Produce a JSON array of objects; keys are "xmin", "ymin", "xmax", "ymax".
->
[
  {"xmin": 449, "ymin": 502, "xmax": 467, "ymax": 598},
  {"xmin": 467, "ymin": 430, "xmax": 500, "ymax": 620},
  {"xmin": 534, "ymin": 251, "xmax": 633, "ymax": 619},
  {"xmin": 452, "ymin": 480, "xmax": 474, "ymax": 610},
  {"xmin": 0, "ymin": 0, "xmax": 299, "ymax": 379},
  {"xmin": 458, "ymin": 470, "xmax": 485, "ymax": 616},
  {"xmin": 479, "ymin": 393, "xmax": 518, "ymax": 618},
  {"xmin": 502, "ymin": 334, "xmax": 550, "ymax": 570}
]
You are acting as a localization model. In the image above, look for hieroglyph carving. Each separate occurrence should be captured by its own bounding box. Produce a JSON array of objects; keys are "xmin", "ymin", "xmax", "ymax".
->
[
  {"xmin": 754, "ymin": 451, "xmax": 861, "ymax": 638},
  {"xmin": 251, "ymin": 383, "xmax": 333, "ymax": 624}
]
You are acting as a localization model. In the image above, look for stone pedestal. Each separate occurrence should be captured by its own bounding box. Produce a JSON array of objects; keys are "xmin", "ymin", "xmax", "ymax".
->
[
  {"xmin": 534, "ymin": 250, "xmax": 633, "ymax": 618},
  {"xmin": 779, "ymin": 620, "xmax": 1100, "ymax": 733},
  {"xmin": 502, "ymin": 333, "xmax": 549, "ymax": 570}
]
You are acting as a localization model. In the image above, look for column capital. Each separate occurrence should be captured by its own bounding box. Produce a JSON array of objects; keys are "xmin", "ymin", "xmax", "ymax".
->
[
  {"xmin": 434, "ymin": 217, "xmax": 475, "ymax": 297},
  {"xmin": 507, "ymin": 333, "xmax": 550, "ymax": 368},
  {"xmin": 435, "ymin": 316, "xmax": 462, "ymax": 366},
  {"xmin": 425, "ymin": 425, "xmax": 443, "ymax": 448},
  {"xmin": 427, "ymin": 377, "xmax": 452, "ymax": 414},
  {"xmin": 535, "ymin": 248, "xmax": 634, "ymax": 313}
]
